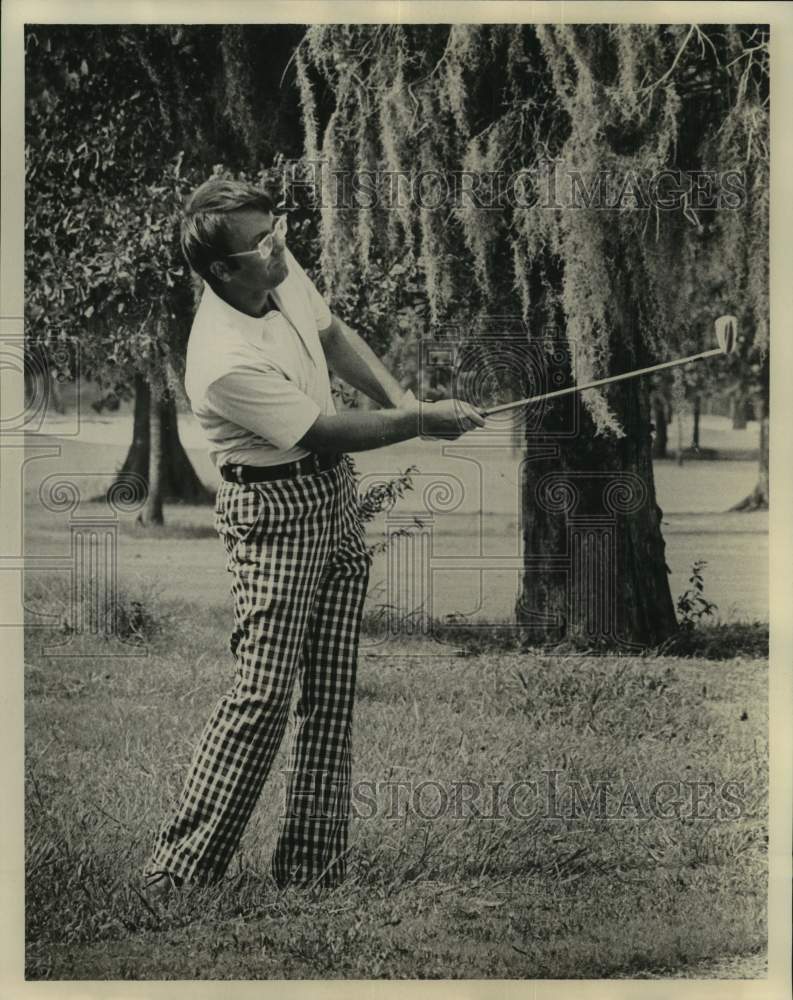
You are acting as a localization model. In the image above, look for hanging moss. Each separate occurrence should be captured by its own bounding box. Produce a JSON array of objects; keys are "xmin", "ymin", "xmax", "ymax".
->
[
  {"xmin": 295, "ymin": 45, "xmax": 320, "ymax": 165},
  {"xmin": 298, "ymin": 23, "xmax": 768, "ymax": 434},
  {"xmin": 220, "ymin": 27, "xmax": 259, "ymax": 165}
]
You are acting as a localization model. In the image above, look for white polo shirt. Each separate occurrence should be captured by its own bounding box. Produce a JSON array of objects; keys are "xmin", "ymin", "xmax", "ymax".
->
[{"xmin": 184, "ymin": 248, "xmax": 337, "ymax": 468}]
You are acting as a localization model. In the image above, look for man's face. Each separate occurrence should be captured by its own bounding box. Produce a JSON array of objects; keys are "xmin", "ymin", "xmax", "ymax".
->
[{"xmin": 220, "ymin": 208, "xmax": 289, "ymax": 292}]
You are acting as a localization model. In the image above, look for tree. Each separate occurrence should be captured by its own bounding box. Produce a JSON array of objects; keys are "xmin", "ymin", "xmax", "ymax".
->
[
  {"xmin": 294, "ymin": 23, "xmax": 768, "ymax": 646},
  {"xmin": 664, "ymin": 24, "xmax": 769, "ymax": 505},
  {"xmin": 25, "ymin": 27, "xmax": 208, "ymax": 522},
  {"xmin": 650, "ymin": 377, "xmax": 672, "ymax": 460},
  {"xmin": 731, "ymin": 352, "xmax": 769, "ymax": 510},
  {"xmin": 24, "ymin": 25, "xmax": 307, "ymax": 523}
]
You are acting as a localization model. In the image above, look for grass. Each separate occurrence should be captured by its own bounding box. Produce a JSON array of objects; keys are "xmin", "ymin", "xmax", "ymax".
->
[
  {"xmin": 22, "ymin": 413, "xmax": 768, "ymax": 978},
  {"xmin": 22, "ymin": 428, "xmax": 769, "ymax": 623},
  {"xmin": 359, "ymin": 606, "xmax": 769, "ymax": 659},
  {"xmin": 25, "ymin": 583, "xmax": 768, "ymax": 980}
]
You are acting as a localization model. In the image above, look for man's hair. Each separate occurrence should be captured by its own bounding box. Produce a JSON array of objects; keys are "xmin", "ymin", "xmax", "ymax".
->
[{"xmin": 180, "ymin": 178, "xmax": 275, "ymax": 286}]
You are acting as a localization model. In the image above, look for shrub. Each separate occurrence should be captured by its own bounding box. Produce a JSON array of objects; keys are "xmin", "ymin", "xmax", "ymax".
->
[
  {"xmin": 676, "ymin": 560, "xmax": 718, "ymax": 630},
  {"xmin": 24, "ymin": 572, "xmax": 175, "ymax": 645}
]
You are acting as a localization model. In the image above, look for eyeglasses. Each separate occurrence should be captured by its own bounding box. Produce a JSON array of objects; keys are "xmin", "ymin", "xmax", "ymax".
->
[{"xmin": 227, "ymin": 215, "xmax": 288, "ymax": 260}]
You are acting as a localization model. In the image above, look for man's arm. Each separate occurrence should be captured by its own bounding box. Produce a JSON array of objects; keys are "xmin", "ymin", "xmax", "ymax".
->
[
  {"xmin": 318, "ymin": 314, "xmax": 409, "ymax": 408},
  {"xmin": 298, "ymin": 399, "xmax": 485, "ymax": 455},
  {"xmin": 204, "ymin": 366, "xmax": 485, "ymax": 459}
]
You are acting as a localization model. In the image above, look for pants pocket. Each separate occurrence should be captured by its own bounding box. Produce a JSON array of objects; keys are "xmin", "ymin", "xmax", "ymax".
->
[{"xmin": 216, "ymin": 485, "xmax": 266, "ymax": 549}]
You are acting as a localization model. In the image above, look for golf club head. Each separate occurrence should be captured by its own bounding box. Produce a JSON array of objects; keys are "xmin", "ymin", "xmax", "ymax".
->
[{"xmin": 715, "ymin": 315, "xmax": 739, "ymax": 354}]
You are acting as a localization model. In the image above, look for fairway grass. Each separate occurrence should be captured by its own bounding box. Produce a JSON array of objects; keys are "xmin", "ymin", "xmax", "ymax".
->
[
  {"xmin": 24, "ymin": 589, "xmax": 768, "ymax": 980},
  {"xmin": 23, "ymin": 428, "xmax": 769, "ymax": 623}
]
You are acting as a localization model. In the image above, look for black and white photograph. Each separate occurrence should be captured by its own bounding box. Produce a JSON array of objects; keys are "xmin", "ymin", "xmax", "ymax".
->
[{"xmin": 2, "ymin": 0, "xmax": 791, "ymax": 991}]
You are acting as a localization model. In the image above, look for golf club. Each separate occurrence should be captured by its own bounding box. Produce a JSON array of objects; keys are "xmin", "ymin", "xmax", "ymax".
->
[{"xmin": 481, "ymin": 315, "xmax": 739, "ymax": 417}]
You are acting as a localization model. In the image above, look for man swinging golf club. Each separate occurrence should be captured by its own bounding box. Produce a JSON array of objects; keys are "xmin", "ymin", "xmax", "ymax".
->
[{"xmin": 143, "ymin": 178, "xmax": 485, "ymax": 897}]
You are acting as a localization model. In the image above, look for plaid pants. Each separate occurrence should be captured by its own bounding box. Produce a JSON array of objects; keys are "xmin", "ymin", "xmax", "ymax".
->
[{"xmin": 145, "ymin": 454, "xmax": 370, "ymax": 888}]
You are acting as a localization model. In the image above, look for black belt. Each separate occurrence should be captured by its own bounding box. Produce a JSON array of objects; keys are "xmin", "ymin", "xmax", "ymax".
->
[{"xmin": 220, "ymin": 452, "xmax": 342, "ymax": 484}]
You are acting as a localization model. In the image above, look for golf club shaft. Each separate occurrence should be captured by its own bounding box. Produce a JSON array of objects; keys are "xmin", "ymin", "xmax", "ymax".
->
[{"xmin": 481, "ymin": 347, "xmax": 723, "ymax": 416}]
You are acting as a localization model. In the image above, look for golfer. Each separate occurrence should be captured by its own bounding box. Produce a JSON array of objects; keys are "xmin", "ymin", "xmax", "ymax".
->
[{"xmin": 144, "ymin": 178, "xmax": 484, "ymax": 896}]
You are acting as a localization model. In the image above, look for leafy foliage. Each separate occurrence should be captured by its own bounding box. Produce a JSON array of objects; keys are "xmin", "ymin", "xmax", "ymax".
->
[
  {"xmin": 26, "ymin": 29, "xmax": 197, "ymax": 399},
  {"xmin": 356, "ymin": 464, "xmax": 418, "ymax": 523},
  {"xmin": 676, "ymin": 560, "xmax": 719, "ymax": 629},
  {"xmin": 24, "ymin": 26, "xmax": 307, "ymax": 403}
]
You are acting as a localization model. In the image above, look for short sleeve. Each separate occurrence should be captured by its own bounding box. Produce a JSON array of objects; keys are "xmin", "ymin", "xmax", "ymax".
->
[
  {"xmin": 205, "ymin": 367, "xmax": 321, "ymax": 451},
  {"xmin": 285, "ymin": 248, "xmax": 332, "ymax": 331}
]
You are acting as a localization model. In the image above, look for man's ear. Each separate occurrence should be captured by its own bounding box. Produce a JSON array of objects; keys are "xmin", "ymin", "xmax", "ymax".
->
[{"xmin": 209, "ymin": 259, "xmax": 233, "ymax": 283}]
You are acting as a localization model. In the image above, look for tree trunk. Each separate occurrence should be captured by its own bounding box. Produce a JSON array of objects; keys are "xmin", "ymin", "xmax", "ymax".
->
[
  {"xmin": 731, "ymin": 392, "xmax": 747, "ymax": 430},
  {"xmin": 138, "ymin": 394, "xmax": 165, "ymax": 526},
  {"xmin": 48, "ymin": 371, "xmax": 65, "ymax": 413},
  {"xmin": 651, "ymin": 394, "xmax": 668, "ymax": 459},
  {"xmin": 691, "ymin": 395, "xmax": 701, "ymax": 450},
  {"xmin": 731, "ymin": 363, "xmax": 769, "ymax": 511},
  {"xmin": 160, "ymin": 397, "xmax": 214, "ymax": 503},
  {"xmin": 24, "ymin": 363, "xmax": 65, "ymax": 416},
  {"xmin": 117, "ymin": 373, "xmax": 151, "ymax": 483},
  {"xmin": 517, "ymin": 286, "xmax": 677, "ymax": 649},
  {"xmin": 111, "ymin": 374, "xmax": 213, "ymax": 508},
  {"xmin": 676, "ymin": 409, "xmax": 684, "ymax": 466}
]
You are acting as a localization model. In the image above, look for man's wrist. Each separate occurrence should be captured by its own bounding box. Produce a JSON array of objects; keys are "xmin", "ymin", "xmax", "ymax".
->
[{"xmin": 384, "ymin": 405, "xmax": 421, "ymax": 441}]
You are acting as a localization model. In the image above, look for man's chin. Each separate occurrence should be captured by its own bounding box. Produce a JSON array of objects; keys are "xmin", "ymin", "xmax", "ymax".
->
[{"xmin": 271, "ymin": 261, "xmax": 289, "ymax": 287}]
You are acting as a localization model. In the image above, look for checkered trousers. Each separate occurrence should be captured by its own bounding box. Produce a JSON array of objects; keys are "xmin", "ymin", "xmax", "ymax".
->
[{"xmin": 145, "ymin": 454, "xmax": 371, "ymax": 888}]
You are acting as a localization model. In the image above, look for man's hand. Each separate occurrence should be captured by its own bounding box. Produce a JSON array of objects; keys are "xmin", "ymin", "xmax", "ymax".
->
[
  {"xmin": 397, "ymin": 390, "xmax": 485, "ymax": 439},
  {"xmin": 298, "ymin": 397, "xmax": 486, "ymax": 454},
  {"xmin": 418, "ymin": 399, "xmax": 486, "ymax": 439}
]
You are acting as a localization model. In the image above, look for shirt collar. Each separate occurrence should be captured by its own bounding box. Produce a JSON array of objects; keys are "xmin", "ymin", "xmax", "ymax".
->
[
  {"xmin": 200, "ymin": 281, "xmax": 274, "ymax": 334},
  {"xmin": 198, "ymin": 256, "xmax": 323, "ymax": 366},
  {"xmin": 197, "ymin": 277, "xmax": 321, "ymax": 371}
]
